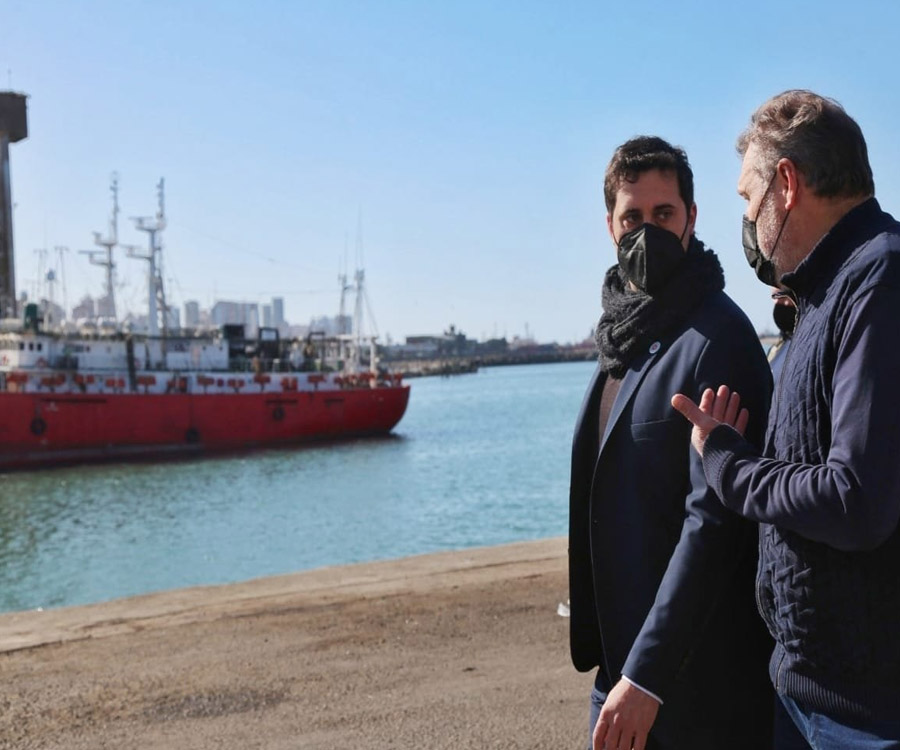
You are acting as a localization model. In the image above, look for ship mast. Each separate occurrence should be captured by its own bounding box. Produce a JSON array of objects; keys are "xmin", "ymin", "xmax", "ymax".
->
[
  {"xmin": 341, "ymin": 213, "xmax": 379, "ymax": 373},
  {"xmin": 54, "ymin": 245, "xmax": 69, "ymax": 323},
  {"xmin": 351, "ymin": 266, "xmax": 379, "ymax": 374},
  {"xmin": 353, "ymin": 267, "xmax": 365, "ymax": 355},
  {"xmin": 129, "ymin": 178, "xmax": 168, "ymax": 337},
  {"xmin": 80, "ymin": 173, "xmax": 119, "ymax": 321},
  {"xmin": 0, "ymin": 91, "xmax": 27, "ymax": 319},
  {"xmin": 33, "ymin": 245, "xmax": 60, "ymax": 327},
  {"xmin": 337, "ymin": 270, "xmax": 352, "ymax": 335}
]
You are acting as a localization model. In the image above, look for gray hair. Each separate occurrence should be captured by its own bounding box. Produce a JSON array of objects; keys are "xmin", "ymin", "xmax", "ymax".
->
[{"xmin": 737, "ymin": 90, "xmax": 874, "ymax": 199}]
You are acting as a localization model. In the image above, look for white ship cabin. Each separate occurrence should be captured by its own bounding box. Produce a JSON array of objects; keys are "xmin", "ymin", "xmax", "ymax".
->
[
  {"xmin": 0, "ymin": 331, "xmax": 229, "ymax": 372},
  {"xmin": 0, "ymin": 310, "xmax": 396, "ymax": 396}
]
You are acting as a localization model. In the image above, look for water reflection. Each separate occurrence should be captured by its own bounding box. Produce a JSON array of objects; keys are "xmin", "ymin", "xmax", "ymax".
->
[{"xmin": 0, "ymin": 361, "xmax": 593, "ymax": 613}]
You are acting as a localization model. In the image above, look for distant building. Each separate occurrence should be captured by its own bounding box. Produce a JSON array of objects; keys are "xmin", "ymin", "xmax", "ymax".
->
[
  {"xmin": 309, "ymin": 315, "xmax": 330, "ymax": 335},
  {"xmin": 285, "ymin": 323, "xmax": 310, "ymax": 338},
  {"xmin": 72, "ymin": 295, "xmax": 96, "ymax": 321},
  {"xmin": 210, "ymin": 301, "xmax": 255, "ymax": 326},
  {"xmin": 211, "ymin": 301, "xmax": 242, "ymax": 326},
  {"xmin": 119, "ymin": 306, "xmax": 179, "ymax": 334},
  {"xmin": 96, "ymin": 293, "xmax": 115, "ymax": 320},
  {"xmin": 39, "ymin": 299, "xmax": 66, "ymax": 327},
  {"xmin": 246, "ymin": 304, "xmax": 259, "ymax": 338},
  {"xmin": 124, "ymin": 313, "xmax": 148, "ymax": 331},
  {"xmin": 478, "ymin": 337, "xmax": 509, "ymax": 355},
  {"xmin": 309, "ymin": 314, "xmax": 351, "ymax": 337},
  {"xmin": 244, "ymin": 303, "xmax": 259, "ymax": 332},
  {"xmin": 508, "ymin": 335, "xmax": 538, "ymax": 350},
  {"xmin": 272, "ymin": 297, "xmax": 284, "ymax": 328},
  {"xmin": 380, "ymin": 328, "xmax": 506, "ymax": 361},
  {"xmin": 184, "ymin": 300, "xmax": 200, "ymax": 327},
  {"xmin": 382, "ymin": 333, "xmax": 460, "ymax": 359},
  {"xmin": 165, "ymin": 306, "xmax": 181, "ymax": 330}
]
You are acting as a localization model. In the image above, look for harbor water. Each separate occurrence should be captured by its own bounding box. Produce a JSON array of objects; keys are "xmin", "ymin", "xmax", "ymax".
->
[{"xmin": 0, "ymin": 360, "xmax": 595, "ymax": 614}]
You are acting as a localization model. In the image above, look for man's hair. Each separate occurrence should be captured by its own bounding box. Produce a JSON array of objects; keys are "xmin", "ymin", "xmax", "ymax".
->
[
  {"xmin": 603, "ymin": 136, "xmax": 694, "ymax": 214},
  {"xmin": 736, "ymin": 89, "xmax": 874, "ymax": 199}
]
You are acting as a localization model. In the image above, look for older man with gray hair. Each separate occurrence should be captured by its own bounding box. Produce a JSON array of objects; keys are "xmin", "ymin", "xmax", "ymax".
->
[{"xmin": 673, "ymin": 90, "xmax": 900, "ymax": 748}]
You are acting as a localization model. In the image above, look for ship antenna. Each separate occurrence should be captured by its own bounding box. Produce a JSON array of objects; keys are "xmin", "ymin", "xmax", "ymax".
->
[
  {"xmin": 353, "ymin": 266, "xmax": 364, "ymax": 362},
  {"xmin": 80, "ymin": 173, "xmax": 120, "ymax": 321},
  {"xmin": 129, "ymin": 178, "xmax": 169, "ymax": 340},
  {"xmin": 336, "ymin": 232, "xmax": 351, "ymax": 336},
  {"xmin": 54, "ymin": 245, "xmax": 69, "ymax": 324},
  {"xmin": 32, "ymin": 246, "xmax": 64, "ymax": 328},
  {"xmin": 353, "ymin": 212, "xmax": 364, "ymax": 367},
  {"xmin": 32, "ymin": 246, "xmax": 46, "ymax": 315}
]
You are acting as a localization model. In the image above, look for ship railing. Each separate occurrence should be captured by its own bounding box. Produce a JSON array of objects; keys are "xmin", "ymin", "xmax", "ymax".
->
[{"xmin": 1, "ymin": 366, "xmax": 402, "ymax": 395}]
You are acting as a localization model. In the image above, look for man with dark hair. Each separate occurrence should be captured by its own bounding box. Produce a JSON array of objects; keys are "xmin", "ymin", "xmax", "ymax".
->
[
  {"xmin": 674, "ymin": 90, "xmax": 900, "ymax": 747},
  {"xmin": 602, "ymin": 136, "xmax": 695, "ymax": 215},
  {"xmin": 569, "ymin": 136, "xmax": 773, "ymax": 750}
]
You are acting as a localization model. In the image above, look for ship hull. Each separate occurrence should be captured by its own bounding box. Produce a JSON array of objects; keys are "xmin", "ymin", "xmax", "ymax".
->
[{"xmin": 0, "ymin": 385, "xmax": 410, "ymax": 470}]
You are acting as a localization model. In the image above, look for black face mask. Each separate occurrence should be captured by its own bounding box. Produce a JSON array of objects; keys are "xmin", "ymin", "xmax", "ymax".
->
[
  {"xmin": 743, "ymin": 171, "xmax": 789, "ymax": 287},
  {"xmin": 742, "ymin": 216, "xmax": 778, "ymax": 286},
  {"xmin": 616, "ymin": 221, "xmax": 688, "ymax": 296}
]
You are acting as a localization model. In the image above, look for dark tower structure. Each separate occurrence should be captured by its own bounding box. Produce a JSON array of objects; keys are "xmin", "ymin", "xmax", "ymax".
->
[{"xmin": 0, "ymin": 92, "xmax": 28, "ymax": 319}]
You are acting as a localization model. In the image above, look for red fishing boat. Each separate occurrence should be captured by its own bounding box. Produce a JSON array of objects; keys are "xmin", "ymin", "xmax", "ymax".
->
[
  {"xmin": 0, "ymin": 92, "xmax": 409, "ymax": 470},
  {"xmin": 0, "ymin": 321, "xmax": 410, "ymax": 470}
]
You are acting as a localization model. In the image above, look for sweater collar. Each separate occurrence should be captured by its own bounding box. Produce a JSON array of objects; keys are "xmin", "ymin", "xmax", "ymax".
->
[{"xmin": 781, "ymin": 197, "xmax": 883, "ymax": 297}]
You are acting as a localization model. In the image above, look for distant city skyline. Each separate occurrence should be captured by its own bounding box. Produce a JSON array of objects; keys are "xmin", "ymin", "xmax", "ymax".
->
[{"xmin": 4, "ymin": 2, "xmax": 900, "ymax": 345}]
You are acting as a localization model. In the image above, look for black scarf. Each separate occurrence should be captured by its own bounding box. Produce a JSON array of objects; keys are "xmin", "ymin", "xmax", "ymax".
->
[{"xmin": 595, "ymin": 238, "xmax": 725, "ymax": 377}]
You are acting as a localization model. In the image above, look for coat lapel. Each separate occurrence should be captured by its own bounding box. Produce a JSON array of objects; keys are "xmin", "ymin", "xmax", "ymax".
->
[
  {"xmin": 572, "ymin": 364, "xmax": 605, "ymax": 449},
  {"xmin": 598, "ymin": 340, "xmax": 665, "ymax": 456}
]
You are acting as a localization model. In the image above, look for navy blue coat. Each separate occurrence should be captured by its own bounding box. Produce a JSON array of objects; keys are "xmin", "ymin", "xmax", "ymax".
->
[
  {"xmin": 705, "ymin": 198, "xmax": 900, "ymax": 720},
  {"xmin": 569, "ymin": 289, "xmax": 773, "ymax": 746}
]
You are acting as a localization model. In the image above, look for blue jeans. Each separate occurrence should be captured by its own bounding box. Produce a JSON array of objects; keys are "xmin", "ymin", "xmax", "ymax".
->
[{"xmin": 775, "ymin": 693, "xmax": 900, "ymax": 750}]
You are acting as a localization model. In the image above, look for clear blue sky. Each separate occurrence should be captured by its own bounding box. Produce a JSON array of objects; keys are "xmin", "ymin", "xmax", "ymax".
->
[{"xmin": 4, "ymin": 0, "xmax": 900, "ymax": 344}]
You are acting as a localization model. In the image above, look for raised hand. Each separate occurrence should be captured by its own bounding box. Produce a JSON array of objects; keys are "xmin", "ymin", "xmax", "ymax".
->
[{"xmin": 670, "ymin": 385, "xmax": 749, "ymax": 457}]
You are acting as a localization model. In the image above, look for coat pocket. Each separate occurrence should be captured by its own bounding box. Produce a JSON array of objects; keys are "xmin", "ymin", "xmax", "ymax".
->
[{"xmin": 630, "ymin": 417, "xmax": 685, "ymax": 443}]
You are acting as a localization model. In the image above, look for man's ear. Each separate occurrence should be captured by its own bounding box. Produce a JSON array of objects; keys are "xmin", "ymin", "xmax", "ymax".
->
[
  {"xmin": 778, "ymin": 158, "xmax": 801, "ymax": 211},
  {"xmin": 607, "ymin": 213, "xmax": 616, "ymax": 243},
  {"xmin": 688, "ymin": 202, "xmax": 698, "ymax": 236}
]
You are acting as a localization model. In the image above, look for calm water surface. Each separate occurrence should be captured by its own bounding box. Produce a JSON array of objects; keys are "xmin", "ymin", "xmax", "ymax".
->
[{"xmin": 0, "ymin": 361, "xmax": 595, "ymax": 613}]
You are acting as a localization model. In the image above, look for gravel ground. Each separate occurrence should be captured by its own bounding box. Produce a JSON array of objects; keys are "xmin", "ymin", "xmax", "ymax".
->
[{"xmin": 0, "ymin": 537, "xmax": 592, "ymax": 749}]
